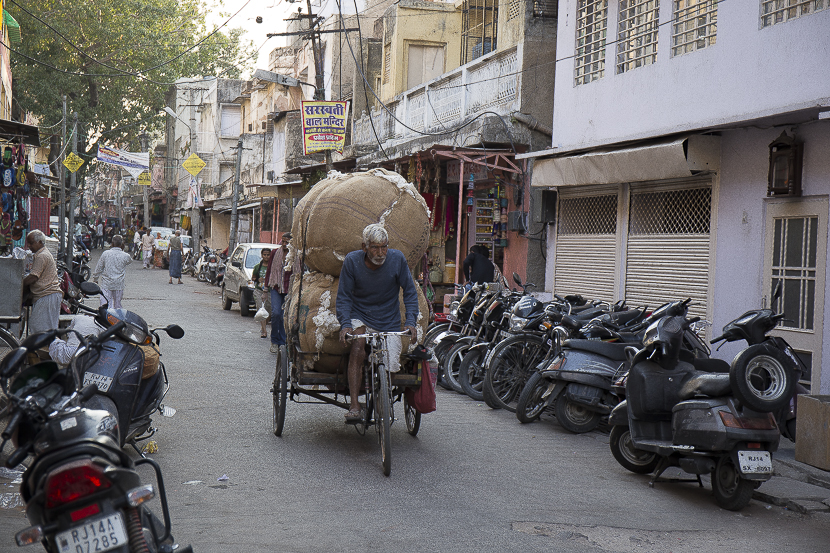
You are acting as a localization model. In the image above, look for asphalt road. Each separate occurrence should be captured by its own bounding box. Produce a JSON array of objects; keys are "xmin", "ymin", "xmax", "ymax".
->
[{"xmin": 2, "ymin": 250, "xmax": 830, "ymax": 552}]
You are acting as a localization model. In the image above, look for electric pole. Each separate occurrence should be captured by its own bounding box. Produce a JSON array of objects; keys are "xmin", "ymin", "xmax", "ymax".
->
[
  {"xmin": 189, "ymin": 88, "xmax": 201, "ymax": 245},
  {"xmin": 140, "ymin": 131, "xmax": 149, "ymax": 228},
  {"xmin": 66, "ymin": 112, "xmax": 77, "ymax": 267},
  {"xmin": 228, "ymin": 136, "xmax": 243, "ymax": 254},
  {"xmin": 58, "ymin": 96, "xmax": 67, "ymax": 258}
]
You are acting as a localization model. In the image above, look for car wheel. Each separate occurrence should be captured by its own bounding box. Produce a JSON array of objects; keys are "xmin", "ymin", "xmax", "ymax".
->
[
  {"xmin": 221, "ymin": 285, "xmax": 232, "ymax": 310},
  {"xmin": 240, "ymin": 288, "xmax": 251, "ymax": 317}
]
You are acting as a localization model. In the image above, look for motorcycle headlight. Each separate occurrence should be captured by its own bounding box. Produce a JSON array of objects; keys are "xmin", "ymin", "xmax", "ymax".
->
[
  {"xmin": 106, "ymin": 312, "xmax": 151, "ymax": 345},
  {"xmin": 509, "ymin": 315, "xmax": 529, "ymax": 332}
]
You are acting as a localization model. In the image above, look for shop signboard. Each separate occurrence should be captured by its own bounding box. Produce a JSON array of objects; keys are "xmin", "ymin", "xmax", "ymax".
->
[{"xmin": 301, "ymin": 101, "xmax": 349, "ymax": 155}]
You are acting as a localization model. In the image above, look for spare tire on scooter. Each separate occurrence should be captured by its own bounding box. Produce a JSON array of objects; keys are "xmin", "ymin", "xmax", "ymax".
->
[{"xmin": 729, "ymin": 344, "xmax": 797, "ymax": 413}]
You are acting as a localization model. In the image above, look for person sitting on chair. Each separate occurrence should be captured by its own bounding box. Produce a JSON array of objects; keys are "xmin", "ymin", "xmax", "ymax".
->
[{"xmin": 337, "ymin": 223, "xmax": 418, "ymax": 422}]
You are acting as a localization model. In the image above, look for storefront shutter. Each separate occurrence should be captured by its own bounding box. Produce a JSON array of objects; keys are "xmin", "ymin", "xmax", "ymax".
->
[
  {"xmin": 623, "ymin": 181, "xmax": 712, "ymax": 320},
  {"xmin": 553, "ymin": 190, "xmax": 619, "ymax": 302}
]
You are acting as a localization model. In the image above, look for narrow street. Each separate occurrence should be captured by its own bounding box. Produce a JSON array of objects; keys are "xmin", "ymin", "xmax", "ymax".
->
[{"xmin": 2, "ymin": 254, "xmax": 829, "ymax": 552}]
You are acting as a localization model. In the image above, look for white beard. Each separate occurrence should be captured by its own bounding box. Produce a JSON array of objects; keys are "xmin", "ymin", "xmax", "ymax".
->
[{"xmin": 370, "ymin": 255, "xmax": 386, "ymax": 266}]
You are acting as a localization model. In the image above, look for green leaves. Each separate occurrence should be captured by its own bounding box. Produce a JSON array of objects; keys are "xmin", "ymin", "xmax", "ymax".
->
[{"xmin": 9, "ymin": 0, "xmax": 254, "ymax": 154}]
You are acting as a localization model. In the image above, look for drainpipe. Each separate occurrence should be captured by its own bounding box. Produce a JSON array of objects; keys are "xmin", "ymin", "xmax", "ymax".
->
[{"xmin": 512, "ymin": 113, "xmax": 552, "ymax": 137}]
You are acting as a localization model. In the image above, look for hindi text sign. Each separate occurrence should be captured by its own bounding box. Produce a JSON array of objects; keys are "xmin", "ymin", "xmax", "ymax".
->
[
  {"xmin": 63, "ymin": 152, "xmax": 84, "ymax": 173},
  {"xmin": 138, "ymin": 171, "xmax": 151, "ymax": 186},
  {"xmin": 301, "ymin": 101, "xmax": 349, "ymax": 155},
  {"xmin": 183, "ymin": 153, "xmax": 206, "ymax": 176}
]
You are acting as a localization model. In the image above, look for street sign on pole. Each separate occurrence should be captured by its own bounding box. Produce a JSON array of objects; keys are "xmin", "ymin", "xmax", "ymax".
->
[
  {"xmin": 138, "ymin": 171, "xmax": 152, "ymax": 186},
  {"xmin": 183, "ymin": 153, "xmax": 205, "ymax": 176},
  {"xmin": 63, "ymin": 152, "xmax": 84, "ymax": 173}
]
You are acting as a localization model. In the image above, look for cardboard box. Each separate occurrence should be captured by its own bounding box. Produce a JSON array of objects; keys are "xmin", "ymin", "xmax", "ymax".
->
[{"xmin": 795, "ymin": 395, "xmax": 830, "ymax": 470}]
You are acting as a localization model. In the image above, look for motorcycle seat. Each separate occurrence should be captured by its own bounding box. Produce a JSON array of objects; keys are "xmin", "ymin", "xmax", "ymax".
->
[
  {"xmin": 677, "ymin": 372, "xmax": 732, "ymax": 401},
  {"xmin": 562, "ymin": 339, "xmax": 640, "ymax": 361}
]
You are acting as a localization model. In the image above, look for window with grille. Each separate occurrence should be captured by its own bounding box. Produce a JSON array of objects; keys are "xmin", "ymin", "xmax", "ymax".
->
[
  {"xmin": 761, "ymin": 0, "xmax": 828, "ymax": 27},
  {"xmin": 629, "ymin": 188, "xmax": 711, "ymax": 234},
  {"xmin": 672, "ymin": 0, "xmax": 717, "ymax": 56},
  {"xmin": 575, "ymin": 0, "xmax": 608, "ymax": 85},
  {"xmin": 508, "ymin": 0, "xmax": 521, "ymax": 20},
  {"xmin": 533, "ymin": 0, "xmax": 558, "ymax": 18},
  {"xmin": 461, "ymin": 0, "xmax": 499, "ymax": 64},
  {"xmin": 616, "ymin": 0, "xmax": 660, "ymax": 74},
  {"xmin": 383, "ymin": 46, "xmax": 391, "ymax": 84},
  {"xmin": 771, "ymin": 216, "xmax": 818, "ymax": 331},
  {"xmin": 558, "ymin": 195, "xmax": 617, "ymax": 234}
]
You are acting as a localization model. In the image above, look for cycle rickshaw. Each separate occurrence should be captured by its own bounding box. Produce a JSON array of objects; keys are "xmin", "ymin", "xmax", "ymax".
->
[{"xmin": 271, "ymin": 328, "xmax": 426, "ymax": 476}]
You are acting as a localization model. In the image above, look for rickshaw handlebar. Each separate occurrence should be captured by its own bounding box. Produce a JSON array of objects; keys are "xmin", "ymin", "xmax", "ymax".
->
[{"xmin": 346, "ymin": 330, "xmax": 413, "ymax": 340}]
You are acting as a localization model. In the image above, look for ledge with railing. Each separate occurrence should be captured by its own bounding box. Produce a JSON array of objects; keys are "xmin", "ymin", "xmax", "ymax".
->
[{"xmin": 353, "ymin": 44, "xmax": 523, "ymax": 148}]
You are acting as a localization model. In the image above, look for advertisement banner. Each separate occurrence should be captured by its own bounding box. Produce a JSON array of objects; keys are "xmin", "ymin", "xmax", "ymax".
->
[
  {"xmin": 301, "ymin": 101, "xmax": 349, "ymax": 155},
  {"xmin": 97, "ymin": 146, "xmax": 150, "ymax": 179}
]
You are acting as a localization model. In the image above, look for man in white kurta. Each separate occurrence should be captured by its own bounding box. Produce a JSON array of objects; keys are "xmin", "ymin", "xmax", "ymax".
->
[{"xmin": 92, "ymin": 235, "xmax": 132, "ymax": 309}]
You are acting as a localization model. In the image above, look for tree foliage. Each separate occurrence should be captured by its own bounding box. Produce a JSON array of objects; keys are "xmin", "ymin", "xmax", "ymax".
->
[{"xmin": 8, "ymin": 0, "xmax": 255, "ymax": 161}]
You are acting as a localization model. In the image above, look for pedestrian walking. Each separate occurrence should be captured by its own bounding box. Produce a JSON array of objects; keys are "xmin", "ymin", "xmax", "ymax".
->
[
  {"xmin": 251, "ymin": 248, "xmax": 272, "ymax": 339},
  {"xmin": 96, "ymin": 220, "xmax": 104, "ymax": 249},
  {"xmin": 92, "ymin": 235, "xmax": 132, "ymax": 309},
  {"xmin": 133, "ymin": 228, "xmax": 143, "ymax": 259},
  {"xmin": 168, "ymin": 229, "xmax": 184, "ymax": 284},
  {"xmin": 265, "ymin": 233, "xmax": 299, "ymax": 353},
  {"xmin": 141, "ymin": 230, "xmax": 156, "ymax": 269},
  {"xmin": 23, "ymin": 230, "xmax": 63, "ymax": 334}
]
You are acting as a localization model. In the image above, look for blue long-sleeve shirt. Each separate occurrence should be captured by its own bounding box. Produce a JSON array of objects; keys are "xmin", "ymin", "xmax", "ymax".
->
[{"xmin": 336, "ymin": 248, "xmax": 418, "ymax": 331}]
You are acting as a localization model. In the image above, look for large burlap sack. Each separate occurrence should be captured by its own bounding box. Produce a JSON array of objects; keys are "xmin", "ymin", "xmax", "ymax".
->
[
  {"xmin": 284, "ymin": 271, "xmax": 430, "ymax": 373},
  {"xmin": 291, "ymin": 169, "xmax": 430, "ymax": 275}
]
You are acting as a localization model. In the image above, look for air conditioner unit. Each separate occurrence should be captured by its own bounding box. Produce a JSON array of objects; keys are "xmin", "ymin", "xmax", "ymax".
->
[{"xmin": 507, "ymin": 211, "xmax": 525, "ymax": 232}]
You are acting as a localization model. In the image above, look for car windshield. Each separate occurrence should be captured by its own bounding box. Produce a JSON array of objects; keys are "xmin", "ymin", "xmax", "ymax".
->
[{"xmin": 245, "ymin": 248, "xmax": 263, "ymax": 269}]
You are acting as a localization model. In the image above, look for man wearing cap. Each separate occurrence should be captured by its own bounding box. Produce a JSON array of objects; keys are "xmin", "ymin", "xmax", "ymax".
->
[{"xmin": 265, "ymin": 232, "xmax": 299, "ymax": 354}]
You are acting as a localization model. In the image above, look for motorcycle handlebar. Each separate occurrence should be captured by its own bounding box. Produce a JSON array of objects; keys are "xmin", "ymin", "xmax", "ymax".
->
[
  {"xmin": 1, "ymin": 411, "xmax": 23, "ymax": 441},
  {"xmin": 5, "ymin": 444, "xmax": 30, "ymax": 469}
]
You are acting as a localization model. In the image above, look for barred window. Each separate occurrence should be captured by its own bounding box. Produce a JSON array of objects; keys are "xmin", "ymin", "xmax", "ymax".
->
[
  {"xmin": 616, "ymin": 0, "xmax": 660, "ymax": 74},
  {"xmin": 383, "ymin": 46, "xmax": 391, "ymax": 84},
  {"xmin": 672, "ymin": 0, "xmax": 717, "ymax": 56},
  {"xmin": 558, "ymin": 195, "xmax": 618, "ymax": 235},
  {"xmin": 533, "ymin": 0, "xmax": 558, "ymax": 18},
  {"xmin": 575, "ymin": 0, "xmax": 608, "ymax": 85},
  {"xmin": 461, "ymin": 0, "xmax": 499, "ymax": 64},
  {"xmin": 629, "ymin": 188, "xmax": 711, "ymax": 235},
  {"xmin": 508, "ymin": 0, "xmax": 521, "ymax": 20},
  {"xmin": 761, "ymin": 0, "xmax": 828, "ymax": 27}
]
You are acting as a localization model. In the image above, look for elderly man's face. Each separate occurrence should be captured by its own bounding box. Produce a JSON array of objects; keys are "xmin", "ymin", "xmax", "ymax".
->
[{"xmin": 363, "ymin": 241, "xmax": 388, "ymax": 266}]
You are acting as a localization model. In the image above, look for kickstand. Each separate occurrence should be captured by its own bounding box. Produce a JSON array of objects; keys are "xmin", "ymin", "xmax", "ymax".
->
[
  {"xmin": 130, "ymin": 442, "xmax": 147, "ymax": 458},
  {"xmin": 649, "ymin": 458, "xmax": 703, "ymax": 488}
]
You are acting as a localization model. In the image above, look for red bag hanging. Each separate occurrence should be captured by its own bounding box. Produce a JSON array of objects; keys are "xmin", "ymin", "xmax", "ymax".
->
[{"xmin": 405, "ymin": 359, "xmax": 437, "ymax": 414}]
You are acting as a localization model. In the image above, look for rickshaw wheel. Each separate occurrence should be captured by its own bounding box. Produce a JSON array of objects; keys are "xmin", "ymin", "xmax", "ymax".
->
[
  {"xmin": 404, "ymin": 395, "xmax": 421, "ymax": 436},
  {"xmin": 272, "ymin": 346, "xmax": 288, "ymax": 436},
  {"xmin": 375, "ymin": 370, "xmax": 392, "ymax": 476}
]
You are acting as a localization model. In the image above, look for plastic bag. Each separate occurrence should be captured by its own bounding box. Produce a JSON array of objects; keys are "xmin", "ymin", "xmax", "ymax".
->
[
  {"xmin": 404, "ymin": 359, "xmax": 437, "ymax": 414},
  {"xmin": 254, "ymin": 305, "xmax": 269, "ymax": 322}
]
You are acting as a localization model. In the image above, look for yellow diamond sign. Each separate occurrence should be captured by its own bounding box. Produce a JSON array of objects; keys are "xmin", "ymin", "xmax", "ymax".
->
[
  {"xmin": 183, "ymin": 153, "xmax": 205, "ymax": 176},
  {"xmin": 63, "ymin": 152, "xmax": 84, "ymax": 173},
  {"xmin": 138, "ymin": 171, "xmax": 151, "ymax": 186}
]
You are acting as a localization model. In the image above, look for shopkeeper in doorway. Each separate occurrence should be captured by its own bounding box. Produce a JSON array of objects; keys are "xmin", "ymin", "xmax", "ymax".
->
[{"xmin": 463, "ymin": 244, "xmax": 494, "ymax": 289}]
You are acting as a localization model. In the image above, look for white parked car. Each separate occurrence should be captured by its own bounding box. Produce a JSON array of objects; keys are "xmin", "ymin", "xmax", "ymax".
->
[{"xmin": 220, "ymin": 242, "xmax": 272, "ymax": 316}]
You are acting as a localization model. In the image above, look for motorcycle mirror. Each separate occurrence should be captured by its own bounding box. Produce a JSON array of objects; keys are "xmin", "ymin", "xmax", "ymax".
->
[
  {"xmin": 79, "ymin": 281, "xmax": 101, "ymax": 296},
  {"xmin": 771, "ymin": 280, "xmax": 783, "ymax": 304},
  {"xmin": 164, "ymin": 325, "xmax": 185, "ymax": 339},
  {"xmin": 0, "ymin": 348, "xmax": 28, "ymax": 378},
  {"xmin": 21, "ymin": 330, "xmax": 60, "ymax": 352},
  {"xmin": 512, "ymin": 272, "xmax": 522, "ymax": 286}
]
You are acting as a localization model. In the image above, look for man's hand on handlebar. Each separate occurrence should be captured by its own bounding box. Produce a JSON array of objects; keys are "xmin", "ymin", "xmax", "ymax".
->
[
  {"xmin": 339, "ymin": 327, "xmax": 352, "ymax": 347},
  {"xmin": 404, "ymin": 325, "xmax": 417, "ymax": 340}
]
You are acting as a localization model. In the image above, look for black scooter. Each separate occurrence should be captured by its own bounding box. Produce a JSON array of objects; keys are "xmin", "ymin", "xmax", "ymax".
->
[
  {"xmin": 607, "ymin": 307, "xmax": 795, "ymax": 510},
  {"xmin": 1, "ymin": 330, "xmax": 192, "ymax": 553},
  {"xmin": 73, "ymin": 282, "xmax": 184, "ymax": 450}
]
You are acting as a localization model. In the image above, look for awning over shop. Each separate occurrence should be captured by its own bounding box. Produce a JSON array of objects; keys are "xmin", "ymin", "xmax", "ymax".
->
[
  {"xmin": 0, "ymin": 118, "xmax": 40, "ymax": 146},
  {"xmin": 3, "ymin": 11, "xmax": 21, "ymax": 43},
  {"xmin": 531, "ymin": 135, "xmax": 720, "ymax": 188},
  {"xmin": 250, "ymin": 180, "xmax": 305, "ymax": 199}
]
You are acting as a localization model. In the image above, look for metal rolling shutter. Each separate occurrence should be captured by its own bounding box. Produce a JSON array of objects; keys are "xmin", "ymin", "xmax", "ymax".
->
[
  {"xmin": 623, "ymin": 182, "xmax": 712, "ymax": 319},
  {"xmin": 554, "ymin": 189, "xmax": 619, "ymax": 302}
]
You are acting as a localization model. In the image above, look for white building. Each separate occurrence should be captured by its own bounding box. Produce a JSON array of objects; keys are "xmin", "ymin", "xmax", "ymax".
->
[{"xmin": 526, "ymin": 2, "xmax": 830, "ymax": 392}]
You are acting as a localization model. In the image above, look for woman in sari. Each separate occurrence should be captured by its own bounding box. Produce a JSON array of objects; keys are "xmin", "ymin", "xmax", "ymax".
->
[{"xmin": 168, "ymin": 230, "xmax": 184, "ymax": 284}]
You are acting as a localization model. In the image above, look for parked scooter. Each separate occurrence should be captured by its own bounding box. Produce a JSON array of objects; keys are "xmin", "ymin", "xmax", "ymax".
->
[
  {"xmin": 73, "ymin": 282, "xmax": 185, "ymax": 449},
  {"xmin": 607, "ymin": 303, "xmax": 795, "ymax": 510},
  {"xmin": 0, "ymin": 331, "xmax": 193, "ymax": 552}
]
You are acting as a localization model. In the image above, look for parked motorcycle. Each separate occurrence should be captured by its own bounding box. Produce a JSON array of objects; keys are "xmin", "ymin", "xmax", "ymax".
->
[
  {"xmin": 0, "ymin": 330, "xmax": 192, "ymax": 552},
  {"xmin": 72, "ymin": 238, "xmax": 91, "ymax": 282},
  {"xmin": 72, "ymin": 282, "xmax": 185, "ymax": 449},
  {"xmin": 607, "ymin": 304, "xmax": 795, "ymax": 510},
  {"xmin": 56, "ymin": 261, "xmax": 82, "ymax": 315}
]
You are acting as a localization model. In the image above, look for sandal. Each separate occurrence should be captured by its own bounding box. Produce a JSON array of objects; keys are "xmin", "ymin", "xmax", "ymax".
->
[{"xmin": 344, "ymin": 406, "xmax": 365, "ymax": 422}]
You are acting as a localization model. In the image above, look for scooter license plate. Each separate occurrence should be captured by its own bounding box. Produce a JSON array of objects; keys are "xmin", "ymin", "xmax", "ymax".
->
[
  {"xmin": 83, "ymin": 372, "xmax": 114, "ymax": 393},
  {"xmin": 737, "ymin": 450, "xmax": 772, "ymax": 475},
  {"xmin": 55, "ymin": 513, "xmax": 128, "ymax": 553}
]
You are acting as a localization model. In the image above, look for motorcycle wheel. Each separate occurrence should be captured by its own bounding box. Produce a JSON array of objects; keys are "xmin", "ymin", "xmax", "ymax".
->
[
  {"xmin": 555, "ymin": 393, "xmax": 601, "ymax": 433},
  {"xmin": 433, "ymin": 341, "xmax": 454, "ymax": 390},
  {"xmin": 459, "ymin": 348, "xmax": 485, "ymax": 400},
  {"xmin": 441, "ymin": 342, "xmax": 468, "ymax": 394},
  {"xmin": 483, "ymin": 334, "xmax": 547, "ymax": 412},
  {"xmin": 609, "ymin": 425, "xmax": 659, "ymax": 474},
  {"xmin": 712, "ymin": 455, "xmax": 755, "ymax": 511},
  {"xmin": 221, "ymin": 285, "xmax": 232, "ymax": 311},
  {"xmin": 730, "ymin": 345, "xmax": 795, "ymax": 413},
  {"xmin": 423, "ymin": 323, "xmax": 450, "ymax": 352},
  {"xmin": 197, "ymin": 270, "xmax": 207, "ymax": 282},
  {"xmin": 272, "ymin": 346, "xmax": 288, "ymax": 436},
  {"xmin": 80, "ymin": 266, "xmax": 91, "ymax": 282},
  {"xmin": 516, "ymin": 371, "xmax": 550, "ymax": 423}
]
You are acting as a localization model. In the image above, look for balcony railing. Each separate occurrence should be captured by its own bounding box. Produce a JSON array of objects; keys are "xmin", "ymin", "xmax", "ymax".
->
[{"xmin": 353, "ymin": 44, "xmax": 522, "ymax": 148}]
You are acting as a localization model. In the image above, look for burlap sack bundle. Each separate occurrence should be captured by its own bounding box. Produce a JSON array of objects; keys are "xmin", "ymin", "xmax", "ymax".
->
[
  {"xmin": 291, "ymin": 169, "xmax": 430, "ymax": 275},
  {"xmin": 284, "ymin": 271, "xmax": 430, "ymax": 373}
]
